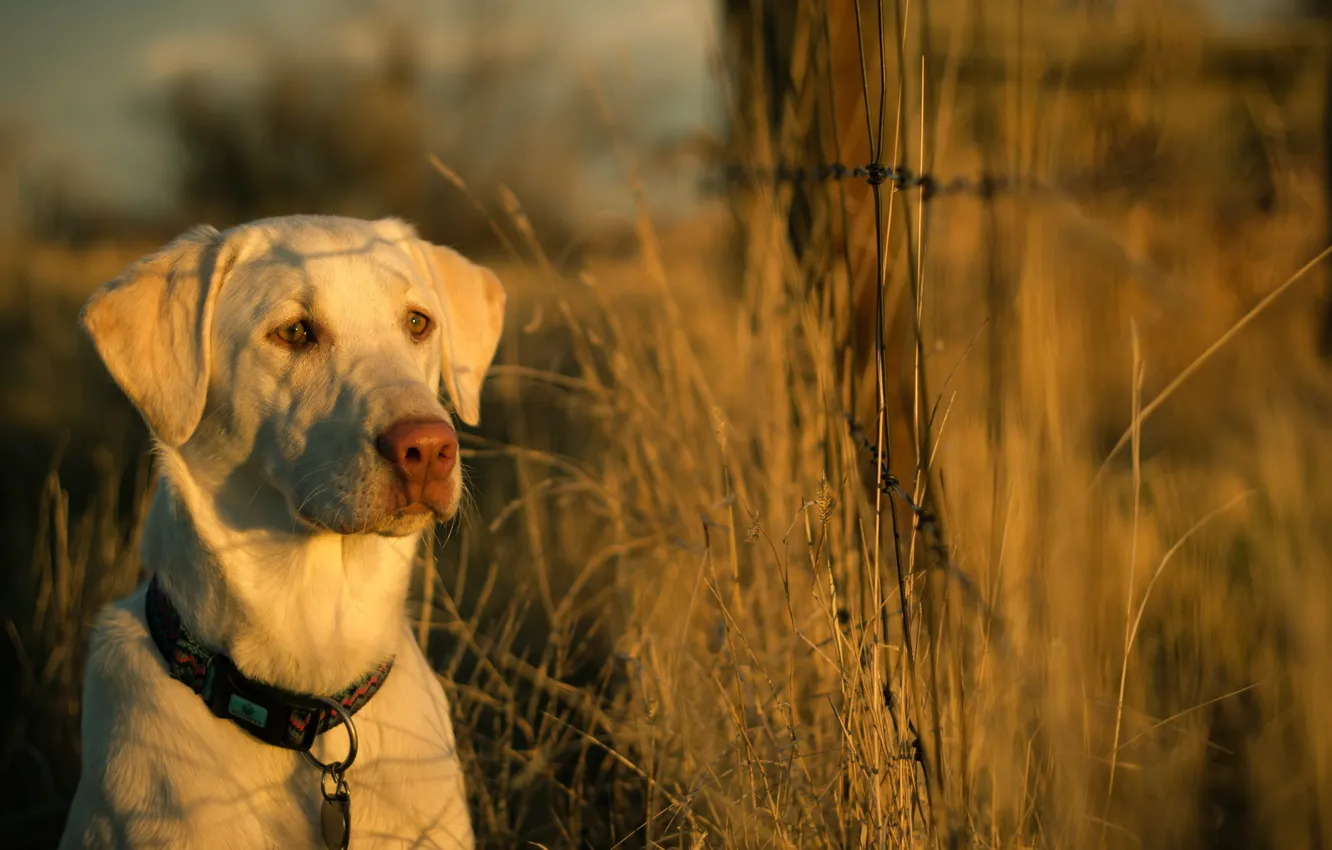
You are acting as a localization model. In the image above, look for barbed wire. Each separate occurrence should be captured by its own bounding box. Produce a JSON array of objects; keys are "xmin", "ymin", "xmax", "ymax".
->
[
  {"xmin": 717, "ymin": 161, "xmax": 1044, "ymax": 200},
  {"xmin": 715, "ymin": 158, "xmax": 1193, "ymax": 205},
  {"xmin": 842, "ymin": 414, "xmax": 996, "ymax": 620}
]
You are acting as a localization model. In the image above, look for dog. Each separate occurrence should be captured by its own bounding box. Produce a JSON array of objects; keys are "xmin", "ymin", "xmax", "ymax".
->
[{"xmin": 59, "ymin": 215, "xmax": 506, "ymax": 849}]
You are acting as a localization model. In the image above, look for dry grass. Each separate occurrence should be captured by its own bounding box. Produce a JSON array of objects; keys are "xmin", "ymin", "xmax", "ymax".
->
[{"xmin": 6, "ymin": 2, "xmax": 1332, "ymax": 848}]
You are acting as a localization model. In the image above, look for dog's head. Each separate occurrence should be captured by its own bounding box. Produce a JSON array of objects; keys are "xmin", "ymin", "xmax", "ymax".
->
[{"xmin": 81, "ymin": 215, "xmax": 505, "ymax": 537}]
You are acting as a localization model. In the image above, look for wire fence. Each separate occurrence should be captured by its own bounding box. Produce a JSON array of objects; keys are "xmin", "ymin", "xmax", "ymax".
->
[
  {"xmin": 719, "ymin": 0, "xmax": 1332, "ymax": 839},
  {"xmin": 719, "ymin": 160, "xmax": 1035, "ymax": 199},
  {"xmin": 720, "ymin": 1, "xmax": 981, "ymax": 839}
]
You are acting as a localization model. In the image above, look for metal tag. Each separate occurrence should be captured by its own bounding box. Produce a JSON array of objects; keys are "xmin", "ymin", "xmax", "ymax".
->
[
  {"xmin": 320, "ymin": 789, "xmax": 351, "ymax": 849},
  {"xmin": 306, "ymin": 697, "xmax": 358, "ymax": 849}
]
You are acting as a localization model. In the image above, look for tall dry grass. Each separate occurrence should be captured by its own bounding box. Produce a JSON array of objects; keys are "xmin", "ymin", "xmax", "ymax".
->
[{"xmin": 8, "ymin": 2, "xmax": 1332, "ymax": 848}]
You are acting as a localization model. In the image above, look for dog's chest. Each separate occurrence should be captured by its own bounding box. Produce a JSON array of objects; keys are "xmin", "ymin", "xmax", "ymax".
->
[
  {"xmin": 300, "ymin": 680, "xmax": 472, "ymax": 846},
  {"xmin": 224, "ymin": 667, "xmax": 471, "ymax": 847},
  {"xmin": 95, "ymin": 607, "xmax": 472, "ymax": 848}
]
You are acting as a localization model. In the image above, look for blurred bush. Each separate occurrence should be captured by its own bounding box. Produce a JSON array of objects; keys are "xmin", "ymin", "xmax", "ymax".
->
[{"xmin": 158, "ymin": 17, "xmax": 585, "ymax": 256}]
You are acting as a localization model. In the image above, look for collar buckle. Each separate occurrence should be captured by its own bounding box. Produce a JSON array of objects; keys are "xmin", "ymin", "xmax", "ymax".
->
[{"xmin": 201, "ymin": 653, "xmax": 322, "ymax": 752}]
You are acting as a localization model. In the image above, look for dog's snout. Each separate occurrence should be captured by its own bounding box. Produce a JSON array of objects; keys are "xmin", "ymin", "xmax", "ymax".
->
[{"xmin": 376, "ymin": 419, "xmax": 458, "ymax": 488}]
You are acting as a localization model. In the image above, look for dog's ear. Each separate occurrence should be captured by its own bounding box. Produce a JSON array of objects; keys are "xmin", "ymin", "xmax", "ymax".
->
[
  {"xmin": 419, "ymin": 243, "xmax": 507, "ymax": 427},
  {"xmin": 80, "ymin": 224, "xmax": 231, "ymax": 448}
]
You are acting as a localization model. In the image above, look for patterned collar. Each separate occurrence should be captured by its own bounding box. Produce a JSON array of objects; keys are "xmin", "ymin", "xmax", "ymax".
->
[{"xmin": 143, "ymin": 574, "xmax": 394, "ymax": 752}]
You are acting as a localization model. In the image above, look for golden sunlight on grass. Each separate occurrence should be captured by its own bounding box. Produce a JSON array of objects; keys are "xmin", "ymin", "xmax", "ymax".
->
[{"xmin": 6, "ymin": 1, "xmax": 1332, "ymax": 847}]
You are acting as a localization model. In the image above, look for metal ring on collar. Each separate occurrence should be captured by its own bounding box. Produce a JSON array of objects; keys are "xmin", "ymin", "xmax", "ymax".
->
[{"xmin": 300, "ymin": 697, "xmax": 359, "ymax": 775}]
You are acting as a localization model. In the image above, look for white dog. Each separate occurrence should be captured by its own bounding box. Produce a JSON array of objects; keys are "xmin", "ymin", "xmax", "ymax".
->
[{"xmin": 59, "ymin": 215, "xmax": 505, "ymax": 849}]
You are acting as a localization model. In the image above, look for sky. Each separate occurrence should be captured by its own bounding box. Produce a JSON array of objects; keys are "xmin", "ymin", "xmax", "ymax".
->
[{"xmin": 0, "ymin": 0, "xmax": 722, "ymax": 217}]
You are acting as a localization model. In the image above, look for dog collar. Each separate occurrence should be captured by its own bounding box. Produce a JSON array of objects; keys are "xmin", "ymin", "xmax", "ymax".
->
[{"xmin": 143, "ymin": 574, "xmax": 394, "ymax": 752}]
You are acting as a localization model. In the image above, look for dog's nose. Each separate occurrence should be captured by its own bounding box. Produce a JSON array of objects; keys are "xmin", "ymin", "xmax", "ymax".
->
[{"xmin": 375, "ymin": 419, "xmax": 458, "ymax": 492}]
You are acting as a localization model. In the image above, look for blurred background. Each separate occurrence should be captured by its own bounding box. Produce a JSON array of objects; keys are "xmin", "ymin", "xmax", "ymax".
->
[{"xmin": 5, "ymin": 0, "xmax": 1332, "ymax": 847}]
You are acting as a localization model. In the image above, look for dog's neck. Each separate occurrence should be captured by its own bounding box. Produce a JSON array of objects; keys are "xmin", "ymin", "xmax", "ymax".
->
[{"xmin": 141, "ymin": 451, "xmax": 421, "ymax": 697}]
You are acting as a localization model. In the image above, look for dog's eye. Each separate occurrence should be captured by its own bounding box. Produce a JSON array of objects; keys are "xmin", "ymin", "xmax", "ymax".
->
[
  {"xmin": 407, "ymin": 311, "xmax": 431, "ymax": 338},
  {"xmin": 273, "ymin": 320, "xmax": 313, "ymax": 347}
]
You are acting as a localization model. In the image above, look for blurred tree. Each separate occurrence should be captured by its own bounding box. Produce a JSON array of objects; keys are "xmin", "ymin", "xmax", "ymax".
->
[
  {"xmin": 0, "ymin": 123, "xmax": 25, "ymax": 250},
  {"xmin": 158, "ymin": 12, "xmax": 596, "ymax": 258},
  {"xmin": 166, "ymin": 21, "xmax": 432, "ymax": 233}
]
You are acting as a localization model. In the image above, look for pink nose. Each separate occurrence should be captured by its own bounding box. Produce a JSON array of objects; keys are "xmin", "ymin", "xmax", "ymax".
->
[{"xmin": 375, "ymin": 419, "xmax": 458, "ymax": 506}]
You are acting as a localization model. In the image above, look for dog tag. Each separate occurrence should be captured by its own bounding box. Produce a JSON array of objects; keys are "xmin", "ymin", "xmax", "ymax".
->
[{"xmin": 320, "ymin": 784, "xmax": 351, "ymax": 849}]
